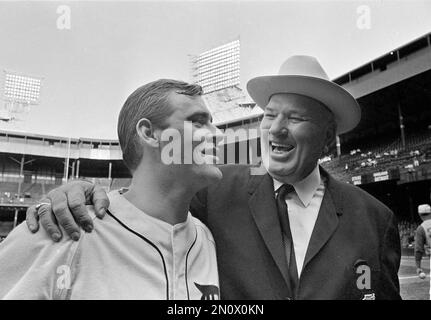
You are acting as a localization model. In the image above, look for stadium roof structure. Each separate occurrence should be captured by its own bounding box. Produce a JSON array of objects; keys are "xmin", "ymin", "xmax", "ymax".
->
[
  {"xmin": 0, "ymin": 129, "xmax": 80, "ymax": 143},
  {"xmin": 333, "ymin": 31, "xmax": 431, "ymax": 99},
  {"xmin": 79, "ymin": 137, "xmax": 120, "ymax": 144},
  {"xmin": 203, "ymin": 86, "xmax": 264, "ymax": 126},
  {"xmin": 212, "ymin": 104, "xmax": 263, "ymax": 127},
  {"xmin": 334, "ymin": 31, "xmax": 431, "ymax": 153}
]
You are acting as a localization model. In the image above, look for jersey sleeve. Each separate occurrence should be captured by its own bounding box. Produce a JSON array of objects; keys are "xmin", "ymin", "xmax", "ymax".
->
[{"xmin": 0, "ymin": 222, "xmax": 81, "ymax": 300}]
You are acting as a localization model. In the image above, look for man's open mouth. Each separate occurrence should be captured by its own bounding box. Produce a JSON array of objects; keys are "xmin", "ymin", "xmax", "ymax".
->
[{"xmin": 270, "ymin": 142, "xmax": 294, "ymax": 154}]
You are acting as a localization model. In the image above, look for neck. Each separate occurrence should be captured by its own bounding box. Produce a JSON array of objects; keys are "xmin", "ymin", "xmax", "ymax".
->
[{"xmin": 123, "ymin": 163, "xmax": 196, "ymax": 225}]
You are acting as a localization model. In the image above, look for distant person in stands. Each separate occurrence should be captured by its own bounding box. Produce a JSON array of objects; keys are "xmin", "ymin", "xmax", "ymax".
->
[
  {"xmin": 0, "ymin": 80, "xmax": 221, "ymax": 299},
  {"xmin": 415, "ymin": 204, "xmax": 431, "ymax": 277}
]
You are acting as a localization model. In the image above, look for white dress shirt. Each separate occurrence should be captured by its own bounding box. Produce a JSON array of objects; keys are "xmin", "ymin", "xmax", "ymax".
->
[{"xmin": 273, "ymin": 165, "xmax": 325, "ymax": 277}]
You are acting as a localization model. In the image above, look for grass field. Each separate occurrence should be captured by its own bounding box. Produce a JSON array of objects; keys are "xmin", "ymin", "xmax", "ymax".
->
[{"xmin": 399, "ymin": 256, "xmax": 430, "ymax": 300}]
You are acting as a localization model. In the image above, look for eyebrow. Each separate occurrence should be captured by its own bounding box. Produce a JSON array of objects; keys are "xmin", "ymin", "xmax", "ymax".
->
[
  {"xmin": 265, "ymin": 107, "xmax": 276, "ymax": 112},
  {"xmin": 186, "ymin": 112, "xmax": 213, "ymax": 123},
  {"xmin": 265, "ymin": 106, "xmax": 310, "ymax": 116}
]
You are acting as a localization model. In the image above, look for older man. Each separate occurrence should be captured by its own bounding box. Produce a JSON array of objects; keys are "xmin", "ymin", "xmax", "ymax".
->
[
  {"xmin": 0, "ymin": 79, "xmax": 221, "ymax": 299},
  {"xmin": 26, "ymin": 56, "xmax": 401, "ymax": 299}
]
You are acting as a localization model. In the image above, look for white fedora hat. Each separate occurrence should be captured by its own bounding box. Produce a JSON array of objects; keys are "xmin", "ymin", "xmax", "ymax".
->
[{"xmin": 247, "ymin": 55, "xmax": 361, "ymax": 134}]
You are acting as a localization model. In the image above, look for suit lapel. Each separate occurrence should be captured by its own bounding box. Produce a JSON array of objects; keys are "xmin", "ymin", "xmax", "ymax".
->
[
  {"xmin": 247, "ymin": 172, "xmax": 290, "ymax": 285},
  {"xmin": 302, "ymin": 169, "xmax": 343, "ymax": 271}
]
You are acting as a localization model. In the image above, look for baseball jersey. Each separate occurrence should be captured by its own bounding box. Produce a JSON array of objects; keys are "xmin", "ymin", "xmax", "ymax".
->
[{"xmin": 0, "ymin": 190, "xmax": 220, "ymax": 300}]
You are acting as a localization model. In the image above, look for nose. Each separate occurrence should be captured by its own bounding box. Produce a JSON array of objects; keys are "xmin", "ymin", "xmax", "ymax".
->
[
  {"xmin": 208, "ymin": 123, "xmax": 225, "ymax": 146},
  {"xmin": 268, "ymin": 116, "xmax": 288, "ymax": 138}
]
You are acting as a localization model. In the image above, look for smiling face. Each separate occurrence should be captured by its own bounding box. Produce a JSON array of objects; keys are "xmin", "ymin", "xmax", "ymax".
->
[
  {"xmin": 260, "ymin": 93, "xmax": 335, "ymax": 184},
  {"xmin": 154, "ymin": 92, "xmax": 223, "ymax": 187}
]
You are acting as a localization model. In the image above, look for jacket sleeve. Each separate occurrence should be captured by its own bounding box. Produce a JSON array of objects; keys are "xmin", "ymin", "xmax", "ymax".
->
[
  {"xmin": 378, "ymin": 212, "xmax": 401, "ymax": 300},
  {"xmin": 0, "ymin": 223, "xmax": 80, "ymax": 300}
]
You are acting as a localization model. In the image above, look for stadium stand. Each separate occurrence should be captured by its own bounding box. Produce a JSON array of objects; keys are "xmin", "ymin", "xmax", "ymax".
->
[
  {"xmin": 398, "ymin": 221, "xmax": 419, "ymax": 249},
  {"xmin": 321, "ymin": 130, "xmax": 431, "ymax": 181}
]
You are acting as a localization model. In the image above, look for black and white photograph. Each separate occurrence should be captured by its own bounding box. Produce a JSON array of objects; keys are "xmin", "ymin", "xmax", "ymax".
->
[{"xmin": 0, "ymin": 0, "xmax": 430, "ymax": 303}]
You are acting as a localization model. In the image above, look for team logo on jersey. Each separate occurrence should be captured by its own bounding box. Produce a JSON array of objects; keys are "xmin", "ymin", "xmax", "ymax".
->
[{"xmin": 194, "ymin": 283, "xmax": 220, "ymax": 300}]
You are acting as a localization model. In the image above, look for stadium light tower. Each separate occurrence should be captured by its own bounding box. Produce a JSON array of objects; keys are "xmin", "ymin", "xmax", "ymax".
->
[
  {"xmin": 1, "ymin": 70, "xmax": 42, "ymax": 122},
  {"xmin": 190, "ymin": 39, "xmax": 240, "ymax": 94},
  {"xmin": 1, "ymin": 70, "xmax": 43, "ymax": 197}
]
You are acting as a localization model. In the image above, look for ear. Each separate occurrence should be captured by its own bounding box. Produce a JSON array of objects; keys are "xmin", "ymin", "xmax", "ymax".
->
[{"xmin": 136, "ymin": 118, "xmax": 159, "ymax": 148}]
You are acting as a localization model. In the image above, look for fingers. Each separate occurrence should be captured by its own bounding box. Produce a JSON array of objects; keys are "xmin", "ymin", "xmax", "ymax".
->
[
  {"xmin": 26, "ymin": 180, "xmax": 101, "ymax": 242},
  {"xmin": 25, "ymin": 205, "xmax": 39, "ymax": 233},
  {"xmin": 67, "ymin": 185, "xmax": 94, "ymax": 233},
  {"xmin": 91, "ymin": 185, "xmax": 109, "ymax": 219},
  {"xmin": 37, "ymin": 204, "xmax": 62, "ymax": 242},
  {"xmin": 48, "ymin": 191, "xmax": 81, "ymax": 241}
]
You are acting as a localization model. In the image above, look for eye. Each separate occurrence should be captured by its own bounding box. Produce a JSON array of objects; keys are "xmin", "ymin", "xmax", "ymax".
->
[
  {"xmin": 192, "ymin": 116, "xmax": 207, "ymax": 127},
  {"xmin": 264, "ymin": 113, "xmax": 275, "ymax": 119},
  {"xmin": 288, "ymin": 116, "xmax": 306, "ymax": 123}
]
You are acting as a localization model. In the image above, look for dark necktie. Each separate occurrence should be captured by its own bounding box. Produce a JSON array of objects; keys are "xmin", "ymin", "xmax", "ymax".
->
[{"xmin": 276, "ymin": 184, "xmax": 299, "ymax": 298}]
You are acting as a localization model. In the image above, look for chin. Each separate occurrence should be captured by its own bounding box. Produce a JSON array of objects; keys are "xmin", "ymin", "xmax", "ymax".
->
[
  {"xmin": 268, "ymin": 166, "xmax": 294, "ymax": 180},
  {"xmin": 265, "ymin": 159, "xmax": 297, "ymax": 181}
]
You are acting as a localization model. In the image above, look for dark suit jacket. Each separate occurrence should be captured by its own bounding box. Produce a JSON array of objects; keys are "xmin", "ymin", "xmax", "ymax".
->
[{"xmin": 190, "ymin": 165, "xmax": 401, "ymax": 300}]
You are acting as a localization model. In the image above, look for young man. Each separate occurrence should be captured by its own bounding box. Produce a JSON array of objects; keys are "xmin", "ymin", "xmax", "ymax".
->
[
  {"xmin": 0, "ymin": 79, "xmax": 221, "ymax": 299},
  {"xmin": 27, "ymin": 56, "xmax": 401, "ymax": 299}
]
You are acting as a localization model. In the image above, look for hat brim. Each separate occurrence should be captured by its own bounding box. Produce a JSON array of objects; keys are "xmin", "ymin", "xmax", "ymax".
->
[{"xmin": 247, "ymin": 75, "xmax": 361, "ymax": 135}]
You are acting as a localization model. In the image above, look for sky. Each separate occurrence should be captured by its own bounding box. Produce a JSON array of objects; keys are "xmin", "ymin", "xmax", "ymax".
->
[{"xmin": 0, "ymin": 0, "xmax": 431, "ymax": 139}]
